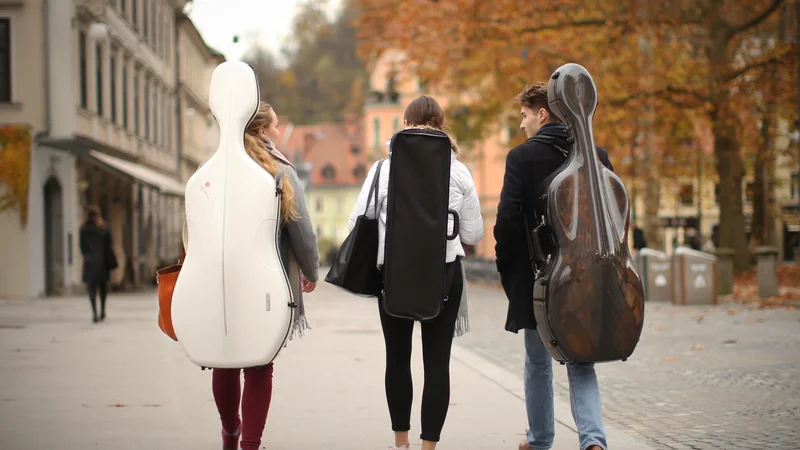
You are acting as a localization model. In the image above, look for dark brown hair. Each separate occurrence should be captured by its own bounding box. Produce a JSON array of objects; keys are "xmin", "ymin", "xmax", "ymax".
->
[
  {"xmin": 403, "ymin": 95, "xmax": 444, "ymax": 129},
  {"xmin": 516, "ymin": 83, "xmax": 559, "ymax": 123},
  {"xmin": 83, "ymin": 205, "xmax": 106, "ymax": 228}
]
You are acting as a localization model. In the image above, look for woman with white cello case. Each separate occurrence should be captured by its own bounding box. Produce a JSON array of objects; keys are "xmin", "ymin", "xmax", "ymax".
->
[
  {"xmin": 171, "ymin": 61, "xmax": 319, "ymax": 450},
  {"xmin": 348, "ymin": 95, "xmax": 484, "ymax": 450}
]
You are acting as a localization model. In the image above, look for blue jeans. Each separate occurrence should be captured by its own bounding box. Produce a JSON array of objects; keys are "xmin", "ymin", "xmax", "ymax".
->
[{"xmin": 524, "ymin": 329, "xmax": 607, "ymax": 450}]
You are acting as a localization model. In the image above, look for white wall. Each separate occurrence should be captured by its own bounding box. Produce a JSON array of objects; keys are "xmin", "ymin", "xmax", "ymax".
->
[{"xmin": 26, "ymin": 144, "xmax": 79, "ymax": 297}]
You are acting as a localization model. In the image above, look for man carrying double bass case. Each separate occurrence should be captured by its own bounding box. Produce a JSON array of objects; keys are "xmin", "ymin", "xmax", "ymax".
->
[{"xmin": 494, "ymin": 82, "xmax": 613, "ymax": 450}]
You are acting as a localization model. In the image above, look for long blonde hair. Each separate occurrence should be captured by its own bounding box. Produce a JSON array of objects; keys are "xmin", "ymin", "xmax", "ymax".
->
[{"xmin": 244, "ymin": 102, "xmax": 297, "ymax": 222}]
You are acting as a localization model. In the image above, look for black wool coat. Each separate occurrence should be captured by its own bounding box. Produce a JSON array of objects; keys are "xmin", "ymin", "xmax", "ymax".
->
[{"xmin": 494, "ymin": 123, "xmax": 613, "ymax": 333}]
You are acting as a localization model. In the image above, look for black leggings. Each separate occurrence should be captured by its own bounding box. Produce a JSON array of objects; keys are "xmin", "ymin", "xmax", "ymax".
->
[
  {"xmin": 87, "ymin": 281, "xmax": 108, "ymax": 318},
  {"xmin": 378, "ymin": 258, "xmax": 464, "ymax": 442}
]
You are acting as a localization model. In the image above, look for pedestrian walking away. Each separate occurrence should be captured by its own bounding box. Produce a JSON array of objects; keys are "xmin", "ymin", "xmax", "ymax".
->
[
  {"xmin": 79, "ymin": 205, "xmax": 117, "ymax": 323},
  {"xmin": 495, "ymin": 82, "xmax": 614, "ymax": 450},
  {"xmin": 349, "ymin": 95, "xmax": 484, "ymax": 450}
]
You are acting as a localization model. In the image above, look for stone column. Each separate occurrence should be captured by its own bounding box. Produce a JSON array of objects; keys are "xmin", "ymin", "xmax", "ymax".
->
[
  {"xmin": 755, "ymin": 246, "xmax": 780, "ymax": 299},
  {"xmin": 714, "ymin": 248, "xmax": 735, "ymax": 296}
]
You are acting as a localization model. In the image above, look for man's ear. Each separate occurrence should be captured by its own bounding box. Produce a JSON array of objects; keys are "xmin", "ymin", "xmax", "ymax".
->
[{"xmin": 539, "ymin": 107, "xmax": 548, "ymax": 124}]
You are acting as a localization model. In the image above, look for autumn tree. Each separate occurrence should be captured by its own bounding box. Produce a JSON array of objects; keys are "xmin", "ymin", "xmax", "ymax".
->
[
  {"xmin": 243, "ymin": 0, "xmax": 366, "ymax": 125},
  {"xmin": 356, "ymin": 0, "xmax": 798, "ymax": 271}
]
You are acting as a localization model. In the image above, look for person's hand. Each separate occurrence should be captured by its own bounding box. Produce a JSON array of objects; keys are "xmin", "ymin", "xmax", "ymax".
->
[{"xmin": 302, "ymin": 278, "xmax": 317, "ymax": 293}]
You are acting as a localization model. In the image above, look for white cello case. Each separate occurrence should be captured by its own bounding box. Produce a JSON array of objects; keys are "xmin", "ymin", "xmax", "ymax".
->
[{"xmin": 171, "ymin": 61, "xmax": 294, "ymax": 369}]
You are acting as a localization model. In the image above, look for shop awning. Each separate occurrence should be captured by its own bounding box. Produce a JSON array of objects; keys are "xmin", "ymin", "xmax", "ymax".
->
[
  {"xmin": 88, "ymin": 150, "xmax": 185, "ymax": 197},
  {"xmin": 785, "ymin": 215, "xmax": 800, "ymax": 232}
]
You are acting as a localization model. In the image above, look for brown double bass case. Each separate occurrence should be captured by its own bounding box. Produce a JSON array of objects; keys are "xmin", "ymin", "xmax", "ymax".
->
[{"xmin": 531, "ymin": 63, "xmax": 645, "ymax": 364}]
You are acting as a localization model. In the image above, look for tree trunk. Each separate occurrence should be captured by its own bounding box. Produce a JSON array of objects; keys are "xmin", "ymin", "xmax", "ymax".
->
[
  {"xmin": 751, "ymin": 115, "xmax": 775, "ymax": 249},
  {"xmin": 712, "ymin": 101, "xmax": 750, "ymax": 271},
  {"xmin": 642, "ymin": 157, "xmax": 663, "ymax": 250},
  {"xmin": 707, "ymin": 5, "xmax": 750, "ymax": 272}
]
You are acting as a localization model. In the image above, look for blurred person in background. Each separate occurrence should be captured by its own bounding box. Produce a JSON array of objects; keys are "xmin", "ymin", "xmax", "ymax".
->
[{"xmin": 79, "ymin": 205, "xmax": 117, "ymax": 323}]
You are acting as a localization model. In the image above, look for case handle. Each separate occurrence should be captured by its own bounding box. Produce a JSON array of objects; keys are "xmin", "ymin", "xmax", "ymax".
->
[{"xmin": 447, "ymin": 210, "xmax": 459, "ymax": 240}]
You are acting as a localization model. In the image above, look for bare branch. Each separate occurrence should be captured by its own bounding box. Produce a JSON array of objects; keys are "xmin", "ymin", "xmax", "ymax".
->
[
  {"xmin": 607, "ymin": 86, "xmax": 711, "ymax": 106},
  {"xmin": 727, "ymin": 0, "xmax": 787, "ymax": 39},
  {"xmin": 724, "ymin": 47, "xmax": 793, "ymax": 83}
]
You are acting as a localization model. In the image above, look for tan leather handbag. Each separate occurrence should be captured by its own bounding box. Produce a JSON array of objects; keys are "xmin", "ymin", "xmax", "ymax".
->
[{"xmin": 156, "ymin": 252, "xmax": 185, "ymax": 341}]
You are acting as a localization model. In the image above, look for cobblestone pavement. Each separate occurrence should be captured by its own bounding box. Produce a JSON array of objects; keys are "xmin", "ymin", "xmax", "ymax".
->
[{"xmin": 456, "ymin": 283, "xmax": 800, "ymax": 450}]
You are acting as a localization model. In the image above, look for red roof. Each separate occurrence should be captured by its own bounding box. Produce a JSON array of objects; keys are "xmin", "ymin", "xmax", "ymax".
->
[{"xmin": 279, "ymin": 116, "xmax": 370, "ymax": 187}]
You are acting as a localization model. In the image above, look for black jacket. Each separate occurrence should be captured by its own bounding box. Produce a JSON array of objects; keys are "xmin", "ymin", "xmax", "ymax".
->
[
  {"xmin": 80, "ymin": 222, "xmax": 116, "ymax": 284},
  {"xmin": 494, "ymin": 123, "xmax": 613, "ymax": 333}
]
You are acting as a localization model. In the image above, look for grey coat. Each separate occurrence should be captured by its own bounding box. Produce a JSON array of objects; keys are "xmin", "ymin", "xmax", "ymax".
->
[{"xmin": 267, "ymin": 146, "xmax": 320, "ymax": 338}]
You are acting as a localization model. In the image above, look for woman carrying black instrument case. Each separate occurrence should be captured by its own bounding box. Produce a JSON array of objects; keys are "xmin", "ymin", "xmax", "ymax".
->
[{"xmin": 341, "ymin": 95, "xmax": 483, "ymax": 450}]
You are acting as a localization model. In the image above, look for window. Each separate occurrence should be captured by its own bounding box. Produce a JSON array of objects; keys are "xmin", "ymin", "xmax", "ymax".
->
[
  {"xmin": 110, "ymin": 52, "xmax": 117, "ymax": 123},
  {"xmin": 746, "ymin": 182, "xmax": 755, "ymax": 203},
  {"xmin": 152, "ymin": 86, "xmax": 158, "ymax": 143},
  {"xmin": 165, "ymin": 19, "xmax": 171, "ymax": 60},
  {"xmin": 714, "ymin": 184, "xmax": 720, "ymax": 204},
  {"xmin": 132, "ymin": 0, "xmax": 137, "ymax": 26},
  {"xmin": 373, "ymin": 117, "xmax": 380, "ymax": 148},
  {"xmin": 143, "ymin": 0, "xmax": 148, "ymax": 39},
  {"xmin": 322, "ymin": 165, "xmax": 336, "ymax": 181},
  {"xmin": 144, "ymin": 78, "xmax": 149, "ymax": 139},
  {"xmin": 165, "ymin": 97, "xmax": 170, "ymax": 148},
  {"xmin": 162, "ymin": 18, "xmax": 168, "ymax": 59},
  {"xmin": 79, "ymin": 30, "xmax": 87, "ymax": 108},
  {"xmin": 122, "ymin": 59, "xmax": 128, "ymax": 128},
  {"xmin": 95, "ymin": 44, "xmax": 103, "ymax": 116},
  {"xmin": 133, "ymin": 69, "xmax": 139, "ymax": 134},
  {"xmin": 0, "ymin": 18, "xmax": 10, "ymax": 103},
  {"xmin": 353, "ymin": 164, "xmax": 366, "ymax": 180},
  {"xmin": 119, "ymin": 0, "xmax": 126, "ymax": 15},
  {"xmin": 678, "ymin": 184, "xmax": 693, "ymax": 206},
  {"xmin": 150, "ymin": 1, "xmax": 156, "ymax": 45},
  {"xmin": 161, "ymin": 91, "xmax": 166, "ymax": 147}
]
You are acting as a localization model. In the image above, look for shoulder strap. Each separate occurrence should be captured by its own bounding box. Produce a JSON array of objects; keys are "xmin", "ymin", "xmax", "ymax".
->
[
  {"xmin": 363, "ymin": 159, "xmax": 384, "ymax": 216},
  {"xmin": 528, "ymin": 135, "xmax": 568, "ymax": 157}
]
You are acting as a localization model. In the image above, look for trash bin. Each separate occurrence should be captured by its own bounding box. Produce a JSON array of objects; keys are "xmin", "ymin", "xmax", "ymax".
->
[
  {"xmin": 637, "ymin": 248, "xmax": 672, "ymax": 302},
  {"xmin": 672, "ymin": 247, "xmax": 718, "ymax": 305}
]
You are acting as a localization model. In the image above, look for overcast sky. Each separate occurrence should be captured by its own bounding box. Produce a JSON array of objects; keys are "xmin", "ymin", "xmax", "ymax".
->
[{"xmin": 187, "ymin": 0, "xmax": 342, "ymax": 61}]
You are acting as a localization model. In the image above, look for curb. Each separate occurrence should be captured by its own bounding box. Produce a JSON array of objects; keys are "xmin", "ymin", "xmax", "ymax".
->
[{"xmin": 451, "ymin": 345, "xmax": 656, "ymax": 450}]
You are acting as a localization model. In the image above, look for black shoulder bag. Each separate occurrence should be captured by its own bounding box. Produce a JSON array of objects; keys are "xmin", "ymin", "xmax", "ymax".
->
[{"xmin": 324, "ymin": 160, "xmax": 385, "ymax": 297}]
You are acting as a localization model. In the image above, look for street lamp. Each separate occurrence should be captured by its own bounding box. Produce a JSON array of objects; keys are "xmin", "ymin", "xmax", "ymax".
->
[{"xmin": 89, "ymin": 22, "xmax": 109, "ymax": 42}]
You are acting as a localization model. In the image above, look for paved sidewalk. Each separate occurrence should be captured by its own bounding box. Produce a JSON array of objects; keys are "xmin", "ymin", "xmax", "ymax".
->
[{"xmin": 0, "ymin": 280, "xmax": 648, "ymax": 450}]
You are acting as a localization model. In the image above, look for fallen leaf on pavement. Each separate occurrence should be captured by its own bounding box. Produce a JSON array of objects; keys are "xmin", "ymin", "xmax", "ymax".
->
[
  {"xmin": 664, "ymin": 357, "xmax": 676, "ymax": 361},
  {"xmin": 722, "ymin": 339, "xmax": 737, "ymax": 344},
  {"xmin": 691, "ymin": 345, "xmax": 707, "ymax": 351},
  {"xmin": 109, "ymin": 403, "xmax": 128, "ymax": 408}
]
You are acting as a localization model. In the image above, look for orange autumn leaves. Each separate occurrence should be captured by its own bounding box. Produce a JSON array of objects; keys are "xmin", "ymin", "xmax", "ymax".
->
[
  {"xmin": 354, "ymin": 0, "xmax": 794, "ymax": 157},
  {"xmin": 0, "ymin": 125, "xmax": 32, "ymax": 227}
]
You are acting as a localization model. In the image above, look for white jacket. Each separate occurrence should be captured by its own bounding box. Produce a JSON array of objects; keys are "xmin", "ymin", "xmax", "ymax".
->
[{"xmin": 348, "ymin": 151, "xmax": 484, "ymax": 268}]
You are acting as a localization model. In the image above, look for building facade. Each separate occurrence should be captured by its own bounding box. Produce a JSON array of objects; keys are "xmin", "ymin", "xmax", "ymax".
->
[
  {"xmin": 0, "ymin": 0, "xmax": 221, "ymax": 299},
  {"xmin": 175, "ymin": 11, "xmax": 224, "ymax": 182},
  {"xmin": 278, "ymin": 114, "xmax": 369, "ymax": 262}
]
